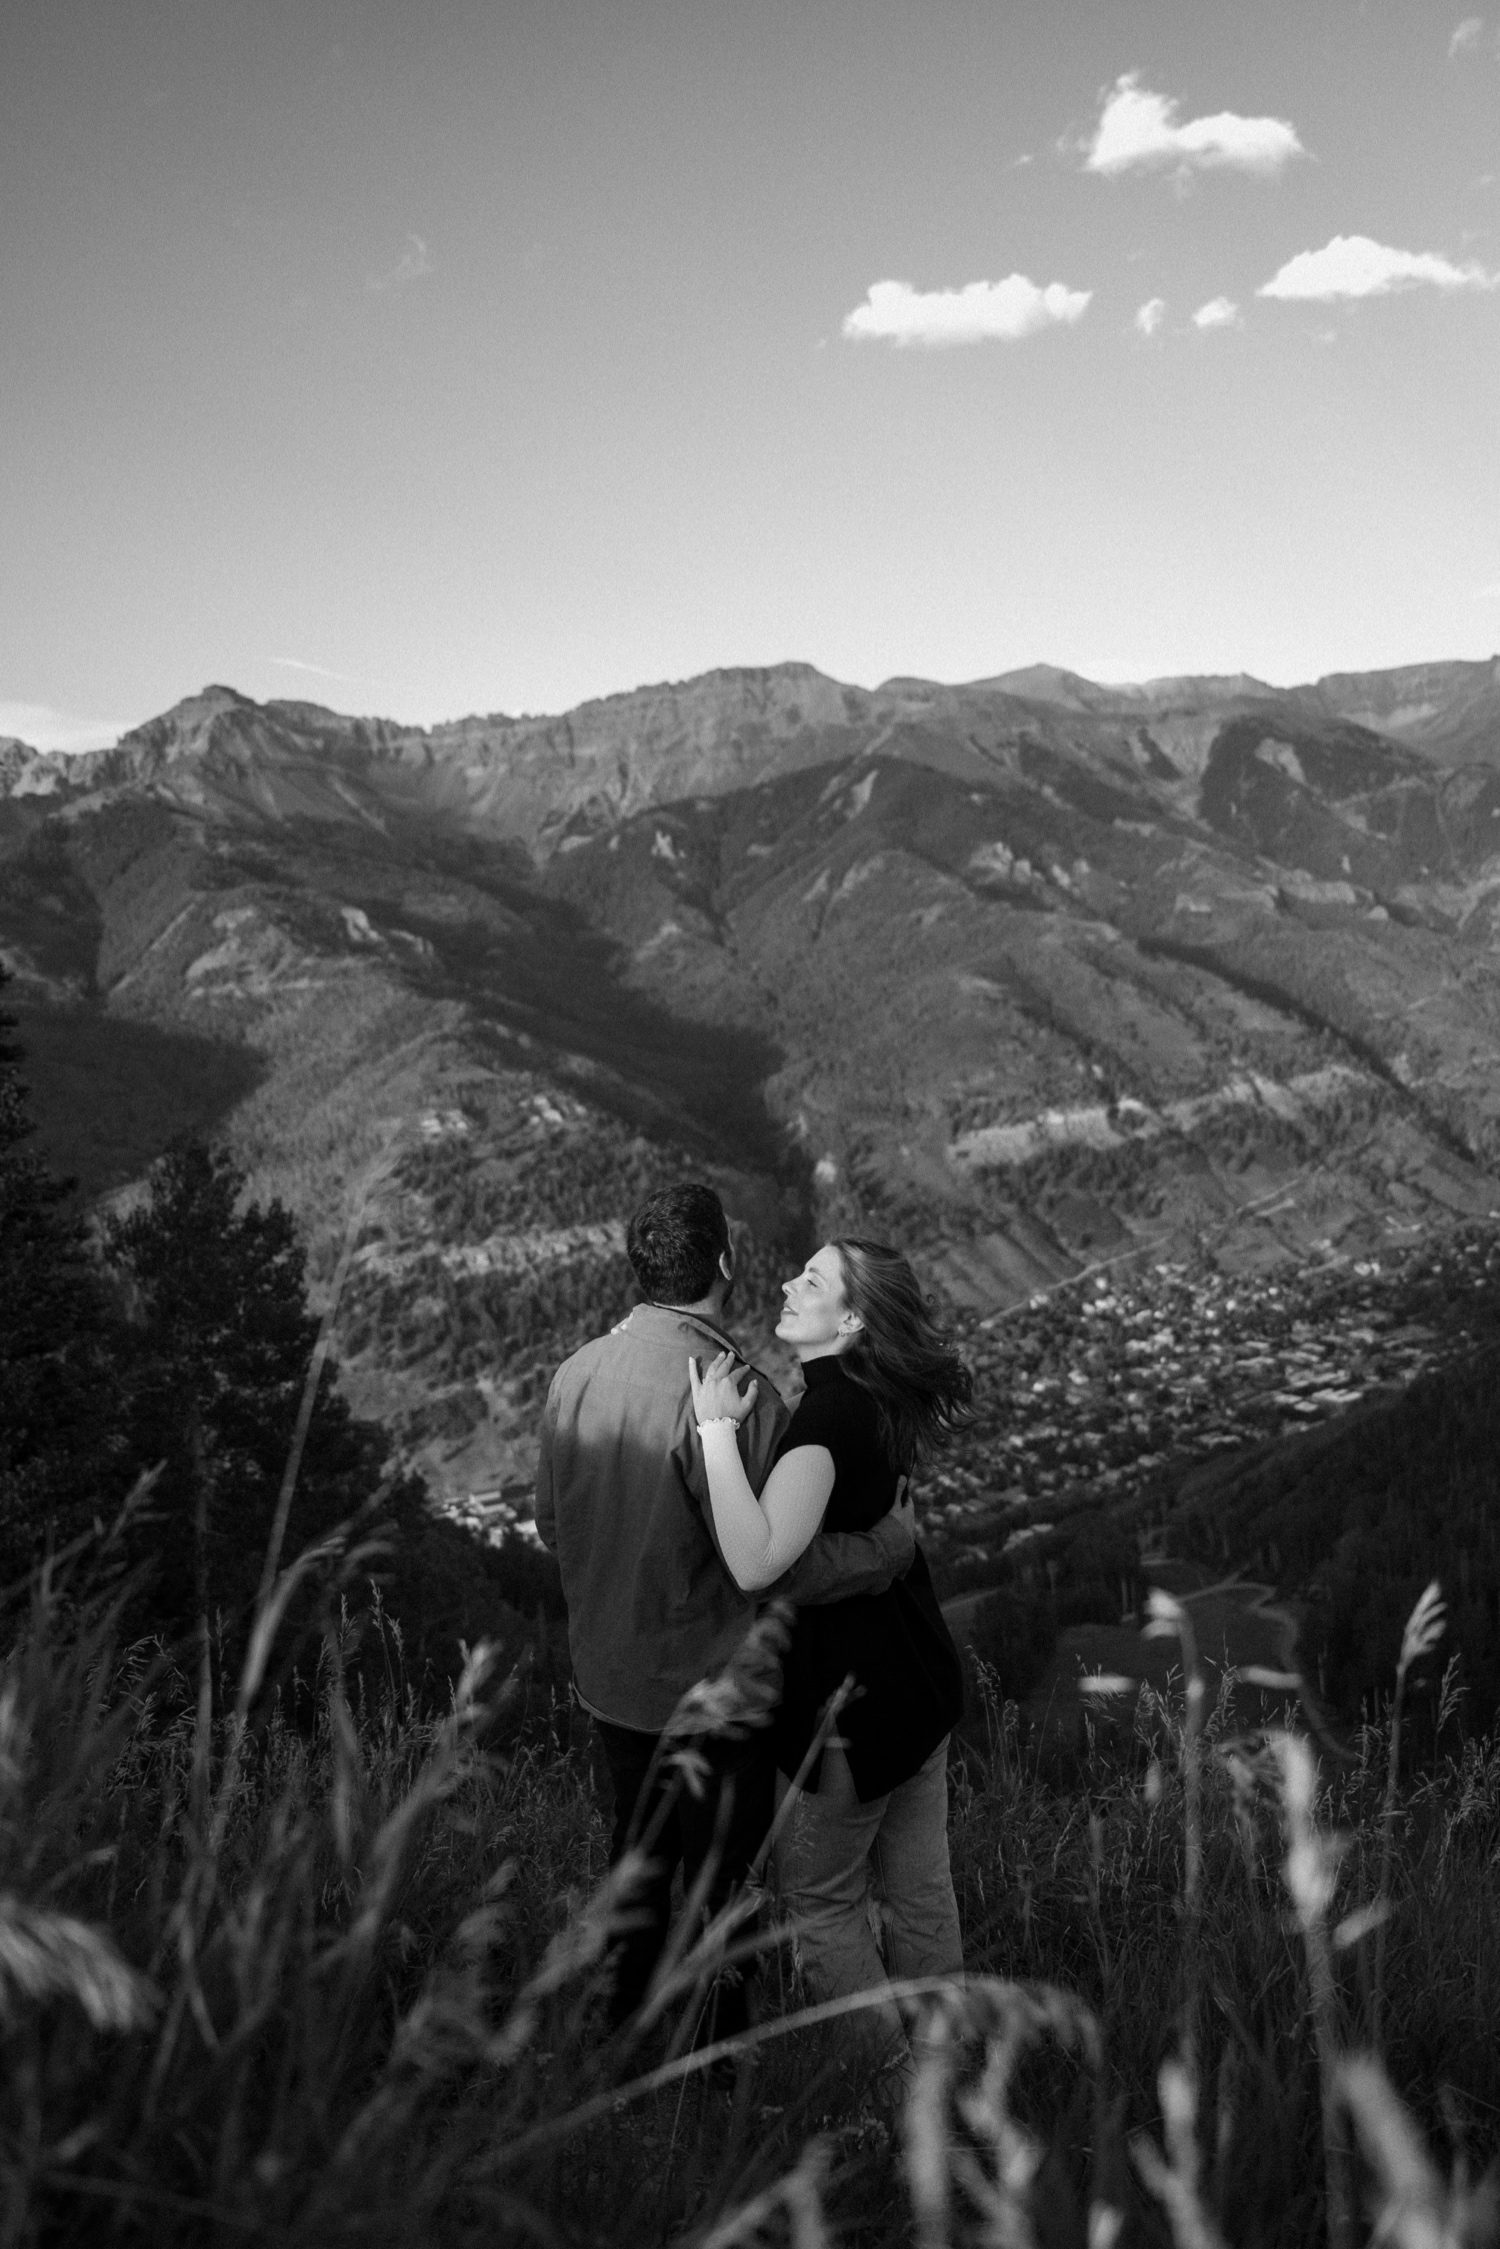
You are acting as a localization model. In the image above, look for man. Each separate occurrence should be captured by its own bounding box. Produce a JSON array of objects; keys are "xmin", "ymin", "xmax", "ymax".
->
[{"xmin": 534, "ymin": 1181, "xmax": 914, "ymax": 2036}]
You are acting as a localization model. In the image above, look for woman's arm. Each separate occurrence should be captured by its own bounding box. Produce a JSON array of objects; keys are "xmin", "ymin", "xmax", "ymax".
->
[
  {"xmin": 688, "ymin": 1349, "xmax": 835, "ymax": 1592},
  {"xmin": 697, "ymin": 1423, "xmax": 835, "ymax": 1591}
]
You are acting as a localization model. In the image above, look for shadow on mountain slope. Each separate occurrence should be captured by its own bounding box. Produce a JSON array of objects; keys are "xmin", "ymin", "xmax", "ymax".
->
[
  {"xmin": 396, "ymin": 899, "xmax": 790, "ymax": 1176},
  {"xmin": 11, "ymin": 1002, "xmax": 266, "ymax": 1198},
  {"xmin": 237, "ymin": 815, "xmax": 799, "ymax": 1184}
]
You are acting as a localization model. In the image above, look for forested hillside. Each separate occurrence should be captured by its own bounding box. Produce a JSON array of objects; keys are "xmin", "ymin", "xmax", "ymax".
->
[
  {"xmin": 1174, "ymin": 1338, "xmax": 1500, "ymax": 1735},
  {"xmin": 0, "ymin": 969, "xmax": 552, "ymax": 1693}
]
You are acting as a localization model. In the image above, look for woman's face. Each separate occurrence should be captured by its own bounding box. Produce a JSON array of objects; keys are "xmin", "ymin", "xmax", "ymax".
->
[{"xmin": 775, "ymin": 1243, "xmax": 859, "ymax": 1357}]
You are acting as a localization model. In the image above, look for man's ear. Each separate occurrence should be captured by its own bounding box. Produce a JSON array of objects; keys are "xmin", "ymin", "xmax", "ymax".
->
[{"xmin": 719, "ymin": 1247, "xmax": 734, "ymax": 1281}]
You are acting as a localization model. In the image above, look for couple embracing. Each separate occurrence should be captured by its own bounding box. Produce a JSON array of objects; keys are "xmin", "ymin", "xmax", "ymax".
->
[{"xmin": 534, "ymin": 1181, "xmax": 973, "ymax": 2070}]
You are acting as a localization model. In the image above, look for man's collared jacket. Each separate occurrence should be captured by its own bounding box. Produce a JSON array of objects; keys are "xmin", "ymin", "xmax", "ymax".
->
[{"xmin": 534, "ymin": 1302, "xmax": 911, "ymax": 1732}]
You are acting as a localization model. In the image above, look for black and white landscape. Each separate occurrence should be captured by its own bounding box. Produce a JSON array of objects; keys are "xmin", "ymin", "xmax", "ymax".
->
[{"xmin": 7, "ymin": 1, "xmax": 1500, "ymax": 2239}]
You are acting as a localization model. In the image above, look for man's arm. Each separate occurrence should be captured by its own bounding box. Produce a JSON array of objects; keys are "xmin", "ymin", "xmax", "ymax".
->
[
  {"xmin": 533, "ymin": 1382, "xmax": 559, "ymax": 1553},
  {"xmin": 767, "ymin": 1485, "xmax": 916, "ymax": 1607}
]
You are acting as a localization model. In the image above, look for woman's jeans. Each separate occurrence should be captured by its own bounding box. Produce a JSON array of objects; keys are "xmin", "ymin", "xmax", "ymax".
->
[{"xmin": 776, "ymin": 1734, "xmax": 963, "ymax": 2073}]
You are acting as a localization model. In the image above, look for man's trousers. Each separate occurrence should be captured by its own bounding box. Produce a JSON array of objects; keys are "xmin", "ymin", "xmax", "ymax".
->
[{"xmin": 592, "ymin": 1716, "xmax": 775, "ymax": 2037}]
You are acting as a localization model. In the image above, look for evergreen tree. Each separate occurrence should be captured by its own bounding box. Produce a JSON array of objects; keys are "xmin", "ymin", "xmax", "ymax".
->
[
  {"xmin": 0, "ymin": 970, "xmax": 118, "ymax": 1574},
  {"xmin": 106, "ymin": 1140, "xmax": 393, "ymax": 1645},
  {"xmin": 1, "ymin": 1050, "xmax": 516, "ymax": 1693}
]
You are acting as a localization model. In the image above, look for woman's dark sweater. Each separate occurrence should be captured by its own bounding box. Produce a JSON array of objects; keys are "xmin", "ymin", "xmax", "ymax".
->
[{"xmin": 771, "ymin": 1354, "xmax": 964, "ymax": 1802}]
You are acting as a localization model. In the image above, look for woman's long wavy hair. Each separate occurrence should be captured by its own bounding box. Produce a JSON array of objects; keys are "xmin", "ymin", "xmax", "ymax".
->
[{"xmin": 829, "ymin": 1237, "xmax": 974, "ymax": 1474}]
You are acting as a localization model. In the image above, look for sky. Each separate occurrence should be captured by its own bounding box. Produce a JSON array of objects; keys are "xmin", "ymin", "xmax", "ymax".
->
[{"xmin": 2, "ymin": 0, "xmax": 1498, "ymax": 748}]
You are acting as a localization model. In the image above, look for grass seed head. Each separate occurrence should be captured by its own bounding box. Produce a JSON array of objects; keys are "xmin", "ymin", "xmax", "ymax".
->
[
  {"xmin": 1400, "ymin": 1582, "xmax": 1448, "ymax": 1680},
  {"xmin": 0, "ymin": 1895, "xmax": 158, "ymax": 2032},
  {"xmin": 1339, "ymin": 2053, "xmax": 1499, "ymax": 2249},
  {"xmin": 1144, "ymin": 1589, "xmax": 1187, "ymax": 1640}
]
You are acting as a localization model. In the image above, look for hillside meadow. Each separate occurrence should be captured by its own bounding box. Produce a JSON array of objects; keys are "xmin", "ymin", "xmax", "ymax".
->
[{"xmin": 5, "ymin": 1498, "xmax": 1498, "ymax": 2249}]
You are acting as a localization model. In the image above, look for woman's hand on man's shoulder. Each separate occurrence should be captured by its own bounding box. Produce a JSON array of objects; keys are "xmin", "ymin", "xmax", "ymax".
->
[{"xmin": 688, "ymin": 1348, "xmax": 759, "ymax": 1427}]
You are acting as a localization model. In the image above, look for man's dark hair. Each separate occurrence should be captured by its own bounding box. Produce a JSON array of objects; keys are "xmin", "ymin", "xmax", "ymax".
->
[{"xmin": 626, "ymin": 1183, "xmax": 731, "ymax": 1305}]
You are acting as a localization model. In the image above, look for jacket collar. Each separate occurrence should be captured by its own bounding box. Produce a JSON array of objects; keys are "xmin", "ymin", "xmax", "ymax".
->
[{"xmin": 625, "ymin": 1301, "xmax": 741, "ymax": 1357}]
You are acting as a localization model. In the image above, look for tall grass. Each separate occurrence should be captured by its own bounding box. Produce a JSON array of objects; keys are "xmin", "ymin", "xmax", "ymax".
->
[{"xmin": 3, "ymin": 1520, "xmax": 1499, "ymax": 2245}]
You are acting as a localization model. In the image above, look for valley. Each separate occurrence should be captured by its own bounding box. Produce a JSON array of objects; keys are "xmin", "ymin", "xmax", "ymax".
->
[{"xmin": 5, "ymin": 652, "xmax": 1500, "ymax": 1720}]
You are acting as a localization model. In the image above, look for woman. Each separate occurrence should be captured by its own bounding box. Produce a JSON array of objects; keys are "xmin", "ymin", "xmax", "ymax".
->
[{"xmin": 688, "ymin": 1237, "xmax": 973, "ymax": 2057}]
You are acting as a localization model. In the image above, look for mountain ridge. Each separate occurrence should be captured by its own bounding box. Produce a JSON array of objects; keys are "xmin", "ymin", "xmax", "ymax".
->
[
  {"xmin": 6, "ymin": 654, "xmax": 1500, "ymax": 881},
  {"xmin": 8, "ymin": 647, "xmax": 1499, "ymax": 788}
]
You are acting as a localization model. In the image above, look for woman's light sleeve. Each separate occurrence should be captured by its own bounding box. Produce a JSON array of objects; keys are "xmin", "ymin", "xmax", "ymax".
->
[{"xmin": 697, "ymin": 1421, "xmax": 835, "ymax": 1593}]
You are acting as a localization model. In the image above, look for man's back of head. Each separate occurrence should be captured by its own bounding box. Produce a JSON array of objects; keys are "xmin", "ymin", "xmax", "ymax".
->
[{"xmin": 627, "ymin": 1182, "xmax": 731, "ymax": 1313}]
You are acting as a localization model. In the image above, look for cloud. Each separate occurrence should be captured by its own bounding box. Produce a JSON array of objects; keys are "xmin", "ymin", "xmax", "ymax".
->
[
  {"xmin": 1134, "ymin": 296, "xmax": 1167, "ymax": 336},
  {"xmin": 841, "ymin": 274, "xmax": 1091, "ymax": 347},
  {"xmin": 1192, "ymin": 295, "xmax": 1242, "ymax": 330},
  {"xmin": 367, "ymin": 232, "xmax": 431, "ymax": 291},
  {"xmin": 1259, "ymin": 233, "xmax": 1498, "ymax": 300},
  {"xmin": 0, "ymin": 701, "xmax": 128, "ymax": 753},
  {"xmin": 1085, "ymin": 73, "xmax": 1304, "ymax": 177},
  {"xmin": 271, "ymin": 656, "xmax": 367, "ymax": 687},
  {"xmin": 1449, "ymin": 15, "xmax": 1485, "ymax": 54},
  {"xmin": 1477, "ymin": 581, "xmax": 1500, "ymax": 598}
]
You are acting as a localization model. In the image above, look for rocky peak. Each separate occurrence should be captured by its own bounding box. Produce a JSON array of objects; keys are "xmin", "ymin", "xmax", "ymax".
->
[
  {"xmin": 0, "ymin": 739, "xmax": 68, "ymax": 797},
  {"xmin": 975, "ymin": 664, "xmax": 1123, "ymax": 710},
  {"xmin": 112, "ymin": 685, "xmax": 263, "ymax": 764}
]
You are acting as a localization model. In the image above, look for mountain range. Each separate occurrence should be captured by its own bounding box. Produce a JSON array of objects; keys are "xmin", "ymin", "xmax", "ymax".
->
[{"xmin": 5, "ymin": 653, "xmax": 1500, "ymax": 1503}]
